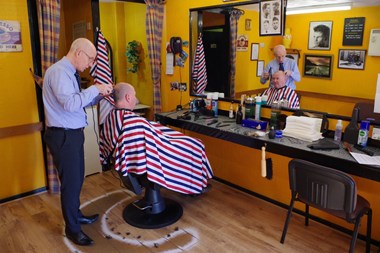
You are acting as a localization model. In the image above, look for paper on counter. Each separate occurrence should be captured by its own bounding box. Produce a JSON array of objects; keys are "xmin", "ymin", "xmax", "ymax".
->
[
  {"xmin": 375, "ymin": 73, "xmax": 380, "ymax": 113},
  {"xmin": 350, "ymin": 152, "xmax": 380, "ymax": 166}
]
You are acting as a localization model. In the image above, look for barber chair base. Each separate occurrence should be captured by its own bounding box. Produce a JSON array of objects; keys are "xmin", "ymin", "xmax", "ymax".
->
[{"xmin": 123, "ymin": 198, "xmax": 183, "ymax": 229}]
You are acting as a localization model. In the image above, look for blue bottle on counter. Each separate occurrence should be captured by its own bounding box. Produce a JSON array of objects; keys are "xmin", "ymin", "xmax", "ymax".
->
[
  {"xmin": 212, "ymin": 92, "xmax": 218, "ymax": 117},
  {"xmin": 357, "ymin": 120, "xmax": 370, "ymax": 147}
]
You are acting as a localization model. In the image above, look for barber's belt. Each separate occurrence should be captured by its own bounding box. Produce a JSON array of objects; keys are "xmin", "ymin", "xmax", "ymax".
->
[{"xmin": 47, "ymin": 127, "xmax": 84, "ymax": 131}]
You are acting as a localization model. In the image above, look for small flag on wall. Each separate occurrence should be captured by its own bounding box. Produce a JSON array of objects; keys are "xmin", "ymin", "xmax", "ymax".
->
[{"xmin": 192, "ymin": 33, "xmax": 208, "ymax": 94}]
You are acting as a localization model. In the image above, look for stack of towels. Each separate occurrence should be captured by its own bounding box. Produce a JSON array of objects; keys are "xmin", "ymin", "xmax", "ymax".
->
[{"xmin": 282, "ymin": 116, "xmax": 323, "ymax": 142}]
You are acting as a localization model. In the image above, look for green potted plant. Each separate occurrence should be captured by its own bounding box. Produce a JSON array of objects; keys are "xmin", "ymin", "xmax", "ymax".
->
[{"xmin": 126, "ymin": 40, "xmax": 141, "ymax": 73}]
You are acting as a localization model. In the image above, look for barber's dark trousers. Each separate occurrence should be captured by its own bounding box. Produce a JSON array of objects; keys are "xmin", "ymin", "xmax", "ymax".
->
[{"xmin": 44, "ymin": 128, "xmax": 85, "ymax": 233}]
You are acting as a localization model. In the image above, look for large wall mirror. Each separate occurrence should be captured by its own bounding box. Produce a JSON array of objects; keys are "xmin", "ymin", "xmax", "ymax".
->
[{"xmin": 189, "ymin": 1, "xmax": 261, "ymax": 102}]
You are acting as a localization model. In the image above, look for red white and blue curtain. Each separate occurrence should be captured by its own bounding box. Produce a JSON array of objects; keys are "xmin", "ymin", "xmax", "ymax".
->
[
  {"xmin": 229, "ymin": 9, "xmax": 244, "ymax": 98},
  {"xmin": 99, "ymin": 109, "xmax": 213, "ymax": 195},
  {"xmin": 37, "ymin": 0, "xmax": 61, "ymax": 193},
  {"xmin": 90, "ymin": 29, "xmax": 115, "ymax": 125},
  {"xmin": 192, "ymin": 33, "xmax": 208, "ymax": 94},
  {"xmin": 145, "ymin": 0, "xmax": 165, "ymax": 114}
]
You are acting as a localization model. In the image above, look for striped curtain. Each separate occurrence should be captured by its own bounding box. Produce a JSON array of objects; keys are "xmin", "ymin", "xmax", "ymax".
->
[
  {"xmin": 145, "ymin": 0, "xmax": 165, "ymax": 114},
  {"xmin": 229, "ymin": 9, "xmax": 243, "ymax": 98},
  {"xmin": 37, "ymin": 0, "xmax": 61, "ymax": 193}
]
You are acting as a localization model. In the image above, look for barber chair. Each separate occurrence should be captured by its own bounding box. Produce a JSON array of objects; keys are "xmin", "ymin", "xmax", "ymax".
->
[{"xmin": 117, "ymin": 171, "xmax": 183, "ymax": 229}]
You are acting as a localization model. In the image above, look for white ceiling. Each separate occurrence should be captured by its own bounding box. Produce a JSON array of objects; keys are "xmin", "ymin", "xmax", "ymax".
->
[{"xmin": 287, "ymin": 0, "xmax": 380, "ymax": 8}]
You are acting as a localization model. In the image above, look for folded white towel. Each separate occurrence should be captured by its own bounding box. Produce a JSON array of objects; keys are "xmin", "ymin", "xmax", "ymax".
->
[{"xmin": 282, "ymin": 116, "xmax": 323, "ymax": 142}]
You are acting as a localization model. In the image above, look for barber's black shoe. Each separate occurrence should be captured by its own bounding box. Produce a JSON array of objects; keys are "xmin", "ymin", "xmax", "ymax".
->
[
  {"xmin": 79, "ymin": 214, "xmax": 99, "ymax": 224},
  {"xmin": 65, "ymin": 229, "xmax": 94, "ymax": 246}
]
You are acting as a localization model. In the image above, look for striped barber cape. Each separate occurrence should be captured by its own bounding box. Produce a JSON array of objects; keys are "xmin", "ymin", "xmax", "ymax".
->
[{"xmin": 99, "ymin": 109, "xmax": 213, "ymax": 195}]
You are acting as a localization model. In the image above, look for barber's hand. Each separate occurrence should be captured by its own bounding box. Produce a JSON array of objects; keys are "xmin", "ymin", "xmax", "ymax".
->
[
  {"xmin": 263, "ymin": 72, "xmax": 270, "ymax": 80},
  {"xmin": 284, "ymin": 70, "xmax": 292, "ymax": 76},
  {"xmin": 95, "ymin": 83, "xmax": 114, "ymax": 96}
]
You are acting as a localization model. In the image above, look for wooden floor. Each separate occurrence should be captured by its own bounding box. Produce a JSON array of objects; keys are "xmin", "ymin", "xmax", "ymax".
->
[{"xmin": 0, "ymin": 171, "xmax": 374, "ymax": 253}]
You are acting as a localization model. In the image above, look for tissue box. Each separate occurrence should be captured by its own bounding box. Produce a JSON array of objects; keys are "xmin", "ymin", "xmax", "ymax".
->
[{"xmin": 242, "ymin": 119, "xmax": 268, "ymax": 131}]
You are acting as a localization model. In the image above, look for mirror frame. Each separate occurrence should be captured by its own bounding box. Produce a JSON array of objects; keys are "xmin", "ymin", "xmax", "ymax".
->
[{"xmin": 189, "ymin": 0, "xmax": 260, "ymax": 103}]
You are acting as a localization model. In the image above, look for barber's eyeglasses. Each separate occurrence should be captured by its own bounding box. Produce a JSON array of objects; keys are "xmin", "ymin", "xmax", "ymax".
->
[{"xmin": 81, "ymin": 50, "xmax": 95, "ymax": 64}]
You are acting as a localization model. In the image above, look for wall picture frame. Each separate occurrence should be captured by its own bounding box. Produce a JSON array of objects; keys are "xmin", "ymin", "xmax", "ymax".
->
[
  {"xmin": 257, "ymin": 60, "xmax": 265, "ymax": 77},
  {"xmin": 250, "ymin": 43, "xmax": 259, "ymax": 61},
  {"xmin": 338, "ymin": 49, "xmax": 366, "ymax": 70},
  {"xmin": 308, "ymin": 21, "xmax": 333, "ymax": 50},
  {"xmin": 259, "ymin": 0, "xmax": 283, "ymax": 36},
  {"xmin": 303, "ymin": 54, "xmax": 333, "ymax": 79}
]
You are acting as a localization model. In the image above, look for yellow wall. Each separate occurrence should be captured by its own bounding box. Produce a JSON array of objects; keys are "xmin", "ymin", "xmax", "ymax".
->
[
  {"xmin": 0, "ymin": 1, "xmax": 46, "ymax": 199},
  {"xmin": 99, "ymin": 2, "xmax": 153, "ymax": 118}
]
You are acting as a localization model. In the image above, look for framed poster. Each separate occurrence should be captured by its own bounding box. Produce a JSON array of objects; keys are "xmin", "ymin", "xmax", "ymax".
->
[
  {"xmin": 338, "ymin": 49, "xmax": 366, "ymax": 70},
  {"xmin": 237, "ymin": 34, "xmax": 248, "ymax": 52},
  {"xmin": 259, "ymin": 0, "xmax": 283, "ymax": 36},
  {"xmin": 250, "ymin": 43, "xmax": 259, "ymax": 61},
  {"xmin": 257, "ymin": 60, "xmax": 264, "ymax": 77},
  {"xmin": 303, "ymin": 54, "xmax": 333, "ymax": 79},
  {"xmin": 343, "ymin": 17, "xmax": 365, "ymax": 46},
  {"xmin": 308, "ymin": 21, "xmax": 333, "ymax": 50}
]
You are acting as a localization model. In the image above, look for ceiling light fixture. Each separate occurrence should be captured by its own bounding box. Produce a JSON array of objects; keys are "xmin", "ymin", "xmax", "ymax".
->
[{"xmin": 286, "ymin": 3, "xmax": 352, "ymax": 15}]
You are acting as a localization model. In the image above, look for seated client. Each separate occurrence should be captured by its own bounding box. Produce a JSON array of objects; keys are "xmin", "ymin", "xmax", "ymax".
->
[
  {"xmin": 261, "ymin": 71, "xmax": 300, "ymax": 109},
  {"xmin": 99, "ymin": 82, "xmax": 213, "ymax": 195}
]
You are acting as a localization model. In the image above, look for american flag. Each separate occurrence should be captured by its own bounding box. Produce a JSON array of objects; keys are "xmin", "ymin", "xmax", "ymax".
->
[
  {"xmin": 90, "ymin": 29, "xmax": 115, "ymax": 124},
  {"xmin": 99, "ymin": 109, "xmax": 213, "ymax": 195},
  {"xmin": 192, "ymin": 33, "xmax": 208, "ymax": 94}
]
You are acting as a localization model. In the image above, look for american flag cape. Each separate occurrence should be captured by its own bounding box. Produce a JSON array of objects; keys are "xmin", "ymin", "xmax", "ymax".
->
[
  {"xmin": 89, "ymin": 29, "xmax": 115, "ymax": 125},
  {"xmin": 99, "ymin": 109, "xmax": 213, "ymax": 195},
  {"xmin": 261, "ymin": 86, "xmax": 300, "ymax": 109},
  {"xmin": 192, "ymin": 33, "xmax": 208, "ymax": 94}
]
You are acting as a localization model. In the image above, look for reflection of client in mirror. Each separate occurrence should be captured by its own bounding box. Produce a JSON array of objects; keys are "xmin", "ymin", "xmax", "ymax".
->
[
  {"xmin": 261, "ymin": 71, "xmax": 300, "ymax": 109},
  {"xmin": 260, "ymin": 45, "xmax": 301, "ymax": 90},
  {"xmin": 312, "ymin": 24, "xmax": 330, "ymax": 48}
]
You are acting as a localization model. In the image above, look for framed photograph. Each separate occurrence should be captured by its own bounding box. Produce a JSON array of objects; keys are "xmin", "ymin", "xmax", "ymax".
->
[
  {"xmin": 257, "ymin": 60, "xmax": 265, "ymax": 77},
  {"xmin": 308, "ymin": 21, "xmax": 333, "ymax": 50},
  {"xmin": 245, "ymin": 19, "xmax": 252, "ymax": 31},
  {"xmin": 303, "ymin": 54, "xmax": 333, "ymax": 79},
  {"xmin": 250, "ymin": 43, "xmax": 259, "ymax": 61},
  {"xmin": 259, "ymin": 0, "xmax": 283, "ymax": 36},
  {"xmin": 338, "ymin": 49, "xmax": 366, "ymax": 70}
]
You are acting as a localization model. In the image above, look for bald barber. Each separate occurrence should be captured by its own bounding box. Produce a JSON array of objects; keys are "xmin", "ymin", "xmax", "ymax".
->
[
  {"xmin": 260, "ymin": 44, "xmax": 300, "ymax": 90},
  {"xmin": 43, "ymin": 38, "xmax": 113, "ymax": 246}
]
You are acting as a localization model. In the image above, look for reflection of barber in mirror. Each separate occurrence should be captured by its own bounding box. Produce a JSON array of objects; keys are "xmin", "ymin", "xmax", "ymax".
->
[
  {"xmin": 260, "ymin": 44, "xmax": 301, "ymax": 90},
  {"xmin": 261, "ymin": 71, "xmax": 300, "ymax": 109}
]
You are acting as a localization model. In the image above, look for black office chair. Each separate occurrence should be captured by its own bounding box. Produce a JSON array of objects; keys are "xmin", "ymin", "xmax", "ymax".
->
[
  {"xmin": 117, "ymin": 170, "xmax": 183, "ymax": 229},
  {"xmin": 280, "ymin": 159, "xmax": 372, "ymax": 253}
]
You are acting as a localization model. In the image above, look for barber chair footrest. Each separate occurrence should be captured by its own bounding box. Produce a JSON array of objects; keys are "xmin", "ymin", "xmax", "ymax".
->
[{"xmin": 123, "ymin": 197, "xmax": 183, "ymax": 229}]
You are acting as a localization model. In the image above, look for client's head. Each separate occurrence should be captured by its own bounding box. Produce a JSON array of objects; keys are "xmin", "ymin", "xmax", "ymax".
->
[
  {"xmin": 272, "ymin": 71, "xmax": 286, "ymax": 89},
  {"xmin": 113, "ymin": 82, "xmax": 137, "ymax": 110}
]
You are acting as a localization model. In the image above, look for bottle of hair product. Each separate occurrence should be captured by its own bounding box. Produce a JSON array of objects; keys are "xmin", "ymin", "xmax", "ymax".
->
[
  {"xmin": 334, "ymin": 119, "xmax": 343, "ymax": 142},
  {"xmin": 344, "ymin": 107, "xmax": 359, "ymax": 144},
  {"xmin": 255, "ymin": 96, "xmax": 262, "ymax": 121},
  {"xmin": 206, "ymin": 93, "xmax": 212, "ymax": 110},
  {"xmin": 270, "ymin": 101, "xmax": 280, "ymax": 129},
  {"xmin": 229, "ymin": 102, "xmax": 234, "ymax": 119},
  {"xmin": 236, "ymin": 104, "xmax": 243, "ymax": 124},
  {"xmin": 357, "ymin": 120, "xmax": 370, "ymax": 147}
]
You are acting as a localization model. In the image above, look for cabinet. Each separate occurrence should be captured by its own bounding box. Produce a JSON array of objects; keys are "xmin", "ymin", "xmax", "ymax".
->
[{"xmin": 84, "ymin": 106, "xmax": 102, "ymax": 176}]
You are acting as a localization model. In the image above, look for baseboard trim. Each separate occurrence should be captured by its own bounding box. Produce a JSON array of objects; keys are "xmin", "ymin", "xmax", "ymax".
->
[{"xmin": 0, "ymin": 187, "xmax": 47, "ymax": 204}]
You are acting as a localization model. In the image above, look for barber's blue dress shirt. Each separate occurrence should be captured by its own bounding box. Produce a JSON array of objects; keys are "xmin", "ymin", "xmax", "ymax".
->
[
  {"xmin": 43, "ymin": 57, "xmax": 101, "ymax": 129},
  {"xmin": 260, "ymin": 57, "xmax": 301, "ymax": 90}
]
